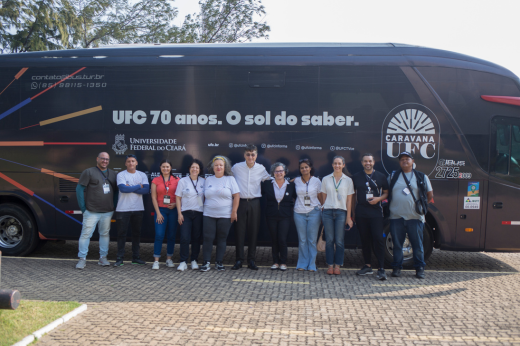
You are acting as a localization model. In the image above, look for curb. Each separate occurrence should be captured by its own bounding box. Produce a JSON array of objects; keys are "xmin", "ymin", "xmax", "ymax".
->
[{"xmin": 11, "ymin": 304, "xmax": 87, "ymax": 346}]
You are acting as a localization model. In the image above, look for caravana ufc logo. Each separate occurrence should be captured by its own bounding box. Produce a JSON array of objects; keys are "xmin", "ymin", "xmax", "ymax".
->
[{"xmin": 381, "ymin": 104, "xmax": 440, "ymax": 175}]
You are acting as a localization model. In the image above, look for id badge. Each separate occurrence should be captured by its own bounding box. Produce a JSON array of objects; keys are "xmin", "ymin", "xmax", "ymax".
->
[
  {"xmin": 197, "ymin": 195, "xmax": 203, "ymax": 207},
  {"xmin": 304, "ymin": 195, "xmax": 311, "ymax": 206},
  {"xmin": 337, "ymin": 193, "xmax": 341, "ymax": 201},
  {"xmin": 163, "ymin": 195, "xmax": 171, "ymax": 204},
  {"xmin": 402, "ymin": 188, "xmax": 410, "ymax": 195},
  {"xmin": 103, "ymin": 183, "xmax": 110, "ymax": 194},
  {"xmin": 366, "ymin": 193, "xmax": 373, "ymax": 201}
]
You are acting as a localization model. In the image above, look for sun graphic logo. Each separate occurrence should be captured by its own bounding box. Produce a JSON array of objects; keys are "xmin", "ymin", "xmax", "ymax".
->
[
  {"xmin": 112, "ymin": 134, "xmax": 128, "ymax": 155},
  {"xmin": 381, "ymin": 104, "xmax": 440, "ymax": 175}
]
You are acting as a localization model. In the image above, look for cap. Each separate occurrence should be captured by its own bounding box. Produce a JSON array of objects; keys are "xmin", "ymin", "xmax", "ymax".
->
[{"xmin": 398, "ymin": 151, "xmax": 413, "ymax": 160}]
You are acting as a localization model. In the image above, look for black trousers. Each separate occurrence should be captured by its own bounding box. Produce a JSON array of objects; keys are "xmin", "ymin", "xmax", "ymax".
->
[
  {"xmin": 356, "ymin": 216, "xmax": 385, "ymax": 269},
  {"xmin": 235, "ymin": 198, "xmax": 261, "ymax": 262},
  {"xmin": 116, "ymin": 211, "xmax": 144, "ymax": 259},
  {"xmin": 202, "ymin": 216, "xmax": 232, "ymax": 263},
  {"xmin": 179, "ymin": 210, "xmax": 203, "ymax": 263},
  {"xmin": 266, "ymin": 216, "xmax": 291, "ymax": 264}
]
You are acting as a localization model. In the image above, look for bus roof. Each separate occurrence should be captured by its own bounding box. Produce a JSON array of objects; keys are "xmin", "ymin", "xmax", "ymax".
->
[{"xmin": 0, "ymin": 43, "xmax": 516, "ymax": 79}]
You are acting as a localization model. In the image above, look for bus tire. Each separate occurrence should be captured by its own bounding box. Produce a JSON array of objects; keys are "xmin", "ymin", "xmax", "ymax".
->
[
  {"xmin": 0, "ymin": 204, "xmax": 39, "ymax": 256},
  {"xmin": 383, "ymin": 221, "xmax": 434, "ymax": 269}
]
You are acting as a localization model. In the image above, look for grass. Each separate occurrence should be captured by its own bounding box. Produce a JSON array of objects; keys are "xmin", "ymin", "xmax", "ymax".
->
[{"xmin": 0, "ymin": 300, "xmax": 81, "ymax": 346}]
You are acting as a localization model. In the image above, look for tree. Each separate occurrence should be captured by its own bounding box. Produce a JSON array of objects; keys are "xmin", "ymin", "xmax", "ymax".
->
[
  {"xmin": 178, "ymin": 0, "xmax": 269, "ymax": 43},
  {"xmin": 0, "ymin": 0, "xmax": 71, "ymax": 53},
  {"xmin": 0, "ymin": 0, "xmax": 270, "ymax": 52},
  {"xmin": 65, "ymin": 0, "xmax": 179, "ymax": 48}
]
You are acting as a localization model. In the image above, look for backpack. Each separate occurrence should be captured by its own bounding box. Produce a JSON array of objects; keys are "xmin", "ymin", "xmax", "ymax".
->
[{"xmin": 387, "ymin": 169, "xmax": 429, "ymax": 216}]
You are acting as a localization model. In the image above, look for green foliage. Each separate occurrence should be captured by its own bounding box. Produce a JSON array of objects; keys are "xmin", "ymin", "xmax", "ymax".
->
[
  {"xmin": 0, "ymin": 0, "xmax": 71, "ymax": 52},
  {"xmin": 178, "ymin": 0, "xmax": 270, "ymax": 43},
  {"xmin": 0, "ymin": 0, "xmax": 270, "ymax": 52}
]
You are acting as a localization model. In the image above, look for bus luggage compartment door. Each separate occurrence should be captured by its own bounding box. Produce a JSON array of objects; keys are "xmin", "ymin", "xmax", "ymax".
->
[
  {"xmin": 455, "ymin": 180, "xmax": 482, "ymax": 250},
  {"xmin": 53, "ymin": 175, "xmax": 83, "ymax": 238}
]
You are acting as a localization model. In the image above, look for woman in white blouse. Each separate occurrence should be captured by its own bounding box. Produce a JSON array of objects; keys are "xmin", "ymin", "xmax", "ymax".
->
[
  {"xmin": 199, "ymin": 156, "xmax": 240, "ymax": 272},
  {"xmin": 175, "ymin": 159, "xmax": 205, "ymax": 271},
  {"xmin": 321, "ymin": 156, "xmax": 354, "ymax": 275},
  {"xmin": 293, "ymin": 158, "xmax": 323, "ymax": 271}
]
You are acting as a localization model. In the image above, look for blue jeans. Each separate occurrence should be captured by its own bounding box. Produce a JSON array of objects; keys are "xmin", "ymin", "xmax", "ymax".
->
[
  {"xmin": 78, "ymin": 210, "xmax": 114, "ymax": 259},
  {"xmin": 390, "ymin": 218, "xmax": 426, "ymax": 269},
  {"xmin": 294, "ymin": 207, "xmax": 322, "ymax": 271},
  {"xmin": 322, "ymin": 209, "xmax": 346, "ymax": 266},
  {"xmin": 154, "ymin": 207, "xmax": 178, "ymax": 258}
]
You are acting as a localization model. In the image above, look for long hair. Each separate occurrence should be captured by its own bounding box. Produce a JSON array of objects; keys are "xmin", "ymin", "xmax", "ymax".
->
[
  {"xmin": 159, "ymin": 159, "xmax": 173, "ymax": 176},
  {"xmin": 207, "ymin": 155, "xmax": 233, "ymax": 176}
]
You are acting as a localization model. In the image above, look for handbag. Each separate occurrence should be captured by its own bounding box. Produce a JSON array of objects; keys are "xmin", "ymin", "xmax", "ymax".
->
[{"xmin": 317, "ymin": 226, "xmax": 326, "ymax": 252}]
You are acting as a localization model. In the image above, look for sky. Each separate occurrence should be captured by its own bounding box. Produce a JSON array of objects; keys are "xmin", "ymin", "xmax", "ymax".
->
[{"xmin": 173, "ymin": 0, "xmax": 520, "ymax": 78}]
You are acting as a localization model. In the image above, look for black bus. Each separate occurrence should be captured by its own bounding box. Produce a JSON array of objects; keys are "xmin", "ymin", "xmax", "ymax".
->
[{"xmin": 1, "ymin": 43, "xmax": 519, "ymax": 267}]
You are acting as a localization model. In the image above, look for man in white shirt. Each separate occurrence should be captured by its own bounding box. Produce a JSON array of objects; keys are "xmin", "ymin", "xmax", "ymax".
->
[
  {"xmin": 114, "ymin": 154, "xmax": 150, "ymax": 267},
  {"xmin": 231, "ymin": 144, "xmax": 271, "ymax": 270}
]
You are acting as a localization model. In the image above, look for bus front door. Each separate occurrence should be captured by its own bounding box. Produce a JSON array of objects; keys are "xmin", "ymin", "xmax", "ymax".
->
[{"xmin": 485, "ymin": 117, "xmax": 520, "ymax": 251}]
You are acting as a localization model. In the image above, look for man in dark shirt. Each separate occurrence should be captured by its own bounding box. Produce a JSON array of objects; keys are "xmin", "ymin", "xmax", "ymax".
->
[
  {"xmin": 75, "ymin": 152, "xmax": 118, "ymax": 269},
  {"xmin": 352, "ymin": 153, "xmax": 389, "ymax": 280}
]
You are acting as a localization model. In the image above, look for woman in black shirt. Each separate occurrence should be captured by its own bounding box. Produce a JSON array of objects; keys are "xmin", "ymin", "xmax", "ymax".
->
[{"xmin": 261, "ymin": 162, "xmax": 297, "ymax": 271}]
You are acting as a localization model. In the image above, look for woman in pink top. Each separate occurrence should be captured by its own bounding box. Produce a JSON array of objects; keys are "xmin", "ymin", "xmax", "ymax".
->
[{"xmin": 151, "ymin": 159, "xmax": 180, "ymax": 270}]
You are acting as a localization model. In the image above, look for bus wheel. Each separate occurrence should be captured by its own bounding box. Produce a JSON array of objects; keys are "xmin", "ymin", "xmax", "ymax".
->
[
  {"xmin": 383, "ymin": 222, "xmax": 434, "ymax": 269},
  {"xmin": 0, "ymin": 204, "xmax": 39, "ymax": 256}
]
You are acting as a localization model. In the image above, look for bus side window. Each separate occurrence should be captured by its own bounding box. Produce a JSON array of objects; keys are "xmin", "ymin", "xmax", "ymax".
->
[
  {"xmin": 494, "ymin": 123, "xmax": 510, "ymax": 175},
  {"xmin": 511, "ymin": 125, "xmax": 520, "ymax": 176}
]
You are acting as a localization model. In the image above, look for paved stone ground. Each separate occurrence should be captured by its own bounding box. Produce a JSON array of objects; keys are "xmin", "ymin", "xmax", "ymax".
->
[{"xmin": 2, "ymin": 243, "xmax": 520, "ymax": 345}]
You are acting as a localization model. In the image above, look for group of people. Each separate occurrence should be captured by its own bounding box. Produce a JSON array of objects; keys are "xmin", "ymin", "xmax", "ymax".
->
[{"xmin": 76, "ymin": 145, "xmax": 433, "ymax": 279}]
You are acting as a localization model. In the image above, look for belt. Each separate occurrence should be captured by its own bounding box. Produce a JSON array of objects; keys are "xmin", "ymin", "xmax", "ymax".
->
[{"xmin": 240, "ymin": 197, "xmax": 260, "ymax": 201}]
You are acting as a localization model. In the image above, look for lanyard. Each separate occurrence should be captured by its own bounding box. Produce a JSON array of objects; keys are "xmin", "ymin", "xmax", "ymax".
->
[
  {"xmin": 332, "ymin": 175, "xmax": 342, "ymax": 192},
  {"xmin": 301, "ymin": 177, "xmax": 310, "ymax": 194},
  {"xmin": 97, "ymin": 167, "xmax": 108, "ymax": 182},
  {"xmin": 162, "ymin": 175, "xmax": 171, "ymax": 194},
  {"xmin": 190, "ymin": 177, "xmax": 199, "ymax": 194},
  {"xmin": 365, "ymin": 171, "xmax": 378, "ymax": 190}
]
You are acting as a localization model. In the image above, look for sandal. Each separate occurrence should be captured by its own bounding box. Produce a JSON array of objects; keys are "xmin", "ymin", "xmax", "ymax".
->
[{"xmin": 327, "ymin": 266, "xmax": 334, "ymax": 275}]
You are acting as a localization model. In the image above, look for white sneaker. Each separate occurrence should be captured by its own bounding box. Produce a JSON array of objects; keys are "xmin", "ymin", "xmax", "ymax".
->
[
  {"xmin": 191, "ymin": 260, "xmax": 199, "ymax": 270},
  {"xmin": 177, "ymin": 261, "xmax": 188, "ymax": 271},
  {"xmin": 76, "ymin": 258, "xmax": 86, "ymax": 269},
  {"xmin": 152, "ymin": 261, "xmax": 159, "ymax": 270},
  {"xmin": 165, "ymin": 259, "xmax": 175, "ymax": 268}
]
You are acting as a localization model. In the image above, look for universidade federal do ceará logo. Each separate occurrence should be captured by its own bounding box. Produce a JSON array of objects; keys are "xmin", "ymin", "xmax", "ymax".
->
[{"xmin": 112, "ymin": 134, "xmax": 128, "ymax": 155}]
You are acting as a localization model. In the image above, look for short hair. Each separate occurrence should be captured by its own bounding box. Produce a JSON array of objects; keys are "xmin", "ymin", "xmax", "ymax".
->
[
  {"xmin": 245, "ymin": 144, "xmax": 257, "ymax": 153},
  {"xmin": 361, "ymin": 153, "xmax": 374, "ymax": 161},
  {"xmin": 270, "ymin": 162, "xmax": 288, "ymax": 176},
  {"xmin": 97, "ymin": 152, "xmax": 109, "ymax": 158},
  {"xmin": 188, "ymin": 159, "xmax": 205, "ymax": 177},
  {"xmin": 159, "ymin": 159, "xmax": 173, "ymax": 175},
  {"xmin": 125, "ymin": 154, "xmax": 137, "ymax": 161},
  {"xmin": 207, "ymin": 155, "xmax": 233, "ymax": 176},
  {"xmin": 298, "ymin": 158, "xmax": 315, "ymax": 176}
]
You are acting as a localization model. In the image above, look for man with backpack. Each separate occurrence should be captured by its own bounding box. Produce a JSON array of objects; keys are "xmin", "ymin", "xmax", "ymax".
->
[{"xmin": 388, "ymin": 152, "xmax": 433, "ymax": 279}]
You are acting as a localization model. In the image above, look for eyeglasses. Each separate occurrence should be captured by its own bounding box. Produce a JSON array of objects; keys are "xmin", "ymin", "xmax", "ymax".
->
[
  {"xmin": 274, "ymin": 170, "xmax": 285, "ymax": 174},
  {"xmin": 98, "ymin": 157, "xmax": 110, "ymax": 161},
  {"xmin": 245, "ymin": 153, "xmax": 257, "ymax": 157}
]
